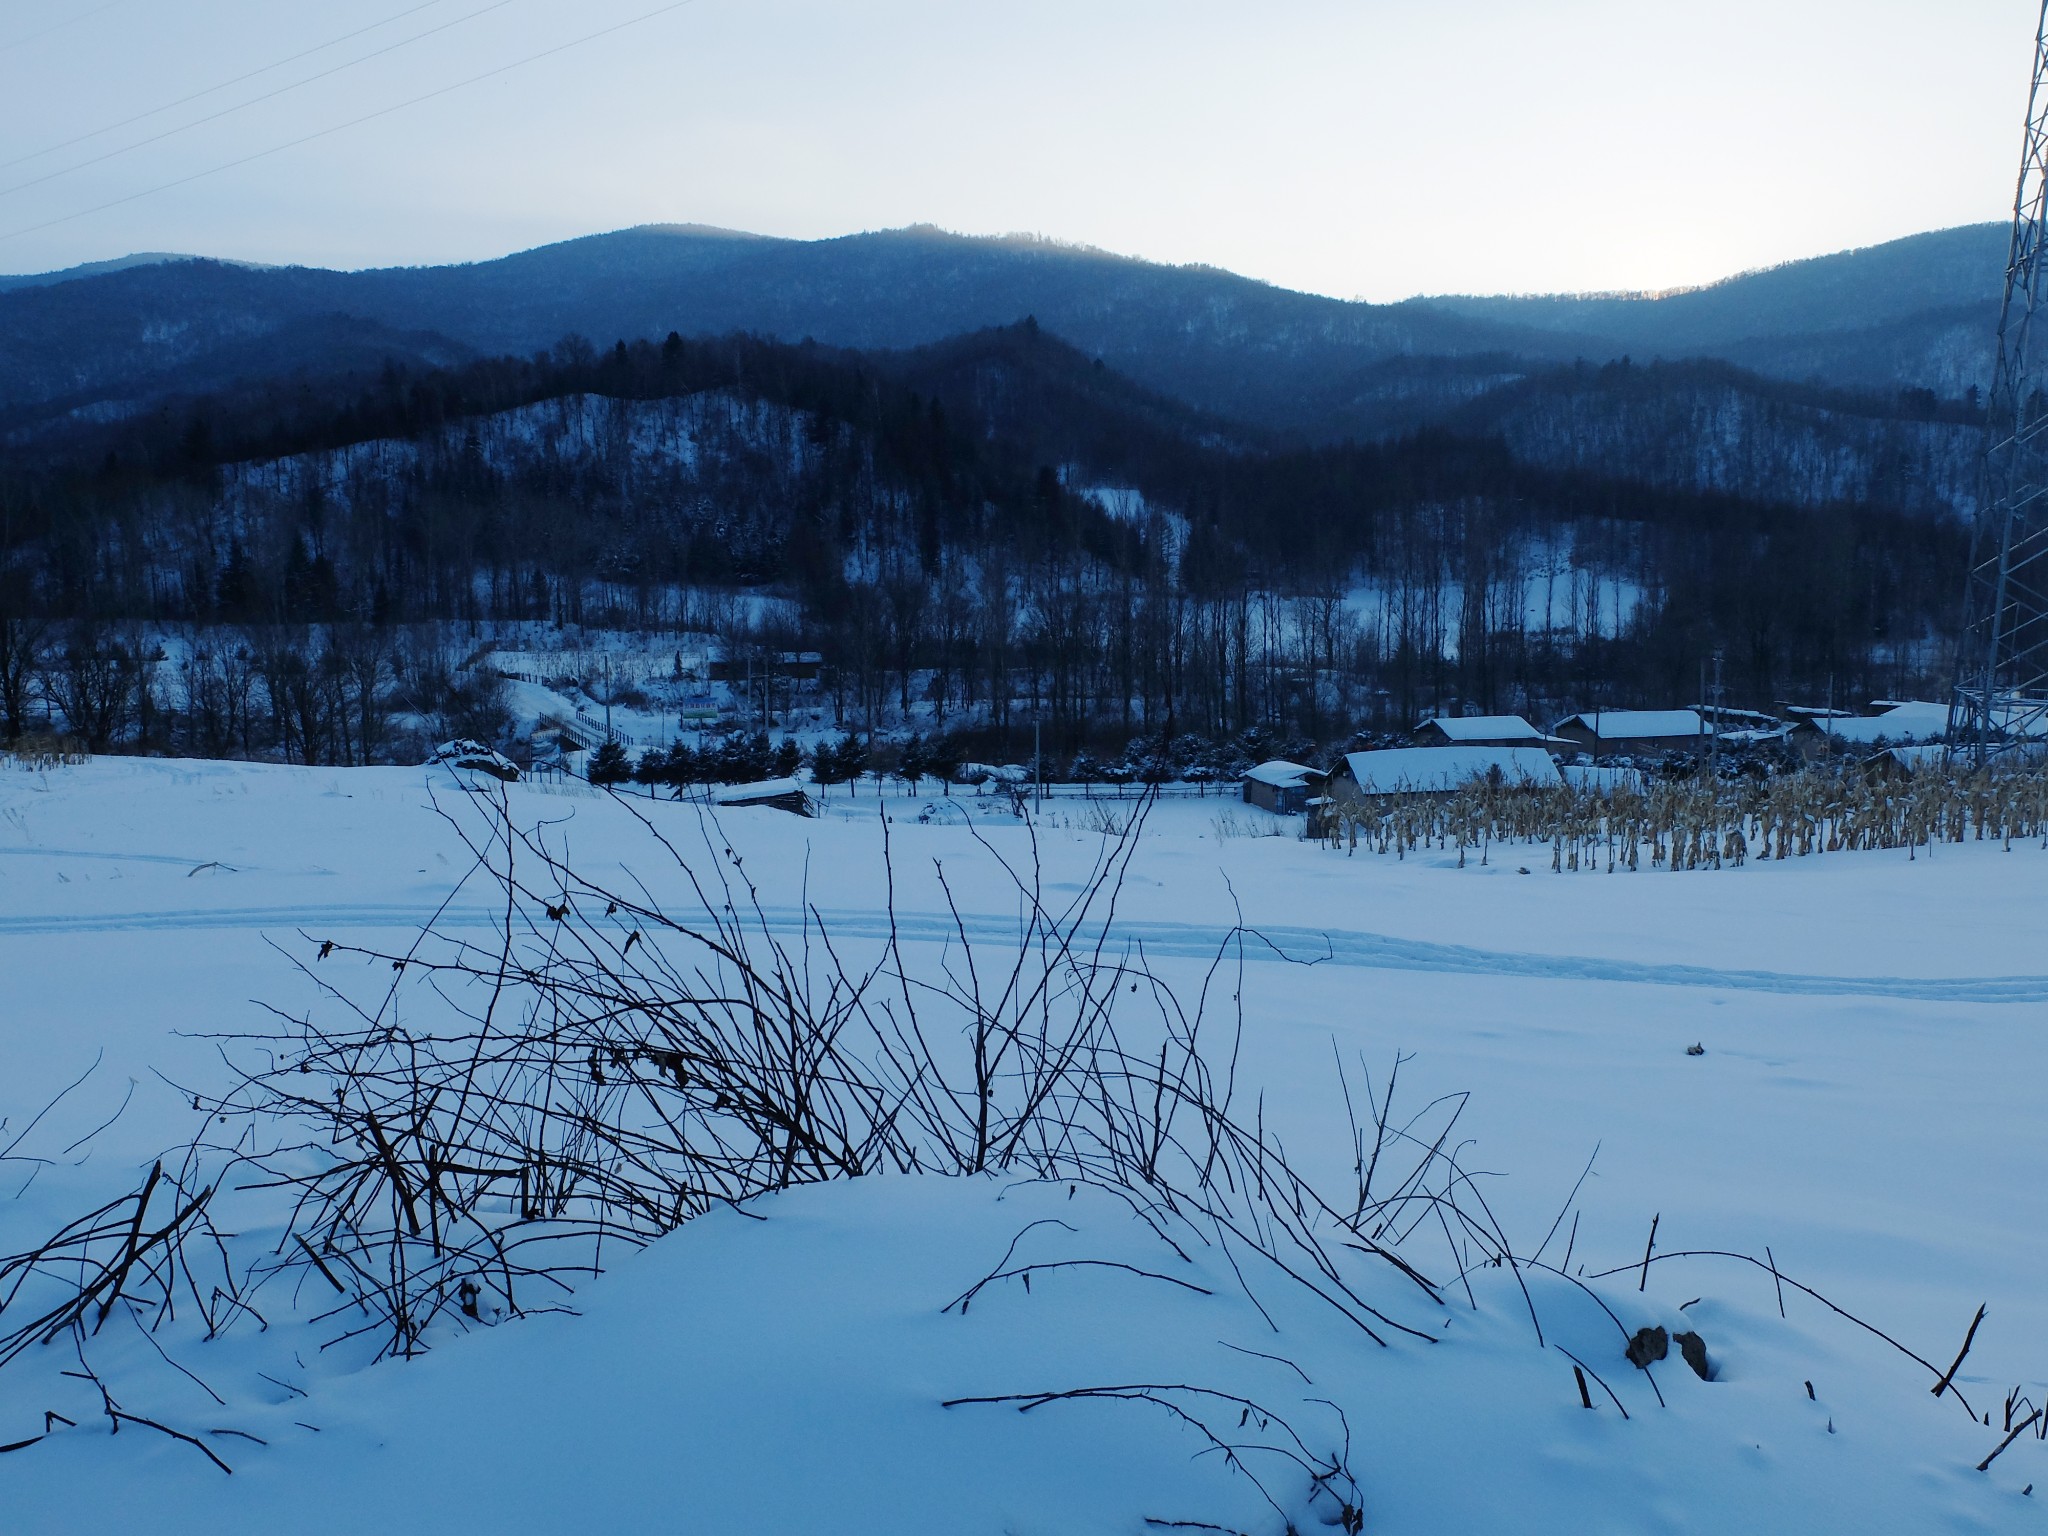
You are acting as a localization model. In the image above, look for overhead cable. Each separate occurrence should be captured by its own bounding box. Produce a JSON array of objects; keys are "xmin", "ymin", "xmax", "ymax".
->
[
  {"xmin": 0, "ymin": 0, "xmax": 131, "ymax": 54},
  {"xmin": 0, "ymin": 0, "xmax": 704, "ymax": 244},
  {"xmin": 0, "ymin": 0, "xmax": 527, "ymax": 201},
  {"xmin": 0, "ymin": 0, "xmax": 458, "ymax": 173}
]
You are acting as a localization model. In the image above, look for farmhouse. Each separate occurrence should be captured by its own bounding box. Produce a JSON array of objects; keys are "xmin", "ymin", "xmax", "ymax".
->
[
  {"xmin": 1326, "ymin": 745, "xmax": 1560, "ymax": 797},
  {"xmin": 1550, "ymin": 709, "xmax": 1708, "ymax": 758},
  {"xmin": 1792, "ymin": 700, "xmax": 1949, "ymax": 759},
  {"xmin": 1241, "ymin": 759, "xmax": 1319, "ymax": 814},
  {"xmin": 1412, "ymin": 714, "xmax": 1554, "ymax": 749}
]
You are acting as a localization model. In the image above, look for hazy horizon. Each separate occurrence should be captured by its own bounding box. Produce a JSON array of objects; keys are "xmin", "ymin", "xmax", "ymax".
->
[
  {"xmin": 0, "ymin": 213, "xmax": 2011, "ymax": 305},
  {"xmin": 0, "ymin": 1, "xmax": 2032, "ymax": 303}
]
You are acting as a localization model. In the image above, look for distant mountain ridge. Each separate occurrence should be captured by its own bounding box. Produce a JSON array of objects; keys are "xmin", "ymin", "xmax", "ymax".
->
[
  {"xmin": 0, "ymin": 220, "xmax": 2011, "ymax": 471},
  {"xmin": 1410, "ymin": 223, "xmax": 2007, "ymax": 401},
  {"xmin": 1411, "ymin": 225, "xmax": 2005, "ymax": 348}
]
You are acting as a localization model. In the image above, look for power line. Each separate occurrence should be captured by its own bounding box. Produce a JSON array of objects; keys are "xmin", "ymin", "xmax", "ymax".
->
[
  {"xmin": 0, "ymin": 0, "xmax": 705, "ymax": 245},
  {"xmin": 0, "ymin": 0, "xmax": 527, "ymax": 201},
  {"xmin": 0, "ymin": 0, "xmax": 459, "ymax": 174},
  {"xmin": 0, "ymin": 0, "xmax": 131, "ymax": 54}
]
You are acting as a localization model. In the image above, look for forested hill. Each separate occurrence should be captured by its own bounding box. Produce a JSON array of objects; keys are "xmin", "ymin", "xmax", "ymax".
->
[
  {"xmin": 0, "ymin": 221, "xmax": 2010, "ymax": 447},
  {"xmin": 0, "ymin": 229, "xmax": 1560, "ymax": 440},
  {"xmin": 0, "ymin": 323, "xmax": 1966, "ymax": 738}
]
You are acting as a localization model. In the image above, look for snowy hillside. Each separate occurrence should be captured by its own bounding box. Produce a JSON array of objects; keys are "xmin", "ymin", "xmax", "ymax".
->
[
  {"xmin": 1456, "ymin": 363, "xmax": 1983, "ymax": 520},
  {"xmin": 0, "ymin": 756, "xmax": 2043, "ymax": 1532}
]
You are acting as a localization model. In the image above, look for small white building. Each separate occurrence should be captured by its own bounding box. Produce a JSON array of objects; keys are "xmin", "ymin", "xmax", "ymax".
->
[{"xmin": 1241, "ymin": 759, "xmax": 1318, "ymax": 814}]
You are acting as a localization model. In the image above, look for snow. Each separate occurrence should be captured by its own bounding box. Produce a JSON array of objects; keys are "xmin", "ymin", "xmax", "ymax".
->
[
  {"xmin": 1821, "ymin": 701, "xmax": 1952, "ymax": 746},
  {"xmin": 1553, "ymin": 708, "xmax": 1708, "ymax": 740},
  {"xmin": 1340, "ymin": 745, "xmax": 1563, "ymax": 792},
  {"xmin": 1242, "ymin": 758, "xmax": 1318, "ymax": 788},
  {"xmin": 1885, "ymin": 744, "xmax": 1950, "ymax": 774},
  {"xmin": 1418, "ymin": 713, "xmax": 1546, "ymax": 743},
  {"xmin": 708, "ymin": 776, "xmax": 807, "ymax": 804},
  {"xmin": 1, "ymin": 757, "xmax": 2044, "ymax": 1532}
]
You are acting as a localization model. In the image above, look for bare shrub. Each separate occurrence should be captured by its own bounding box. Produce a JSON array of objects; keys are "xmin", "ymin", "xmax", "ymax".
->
[{"xmin": 3, "ymin": 734, "xmax": 89, "ymax": 771}]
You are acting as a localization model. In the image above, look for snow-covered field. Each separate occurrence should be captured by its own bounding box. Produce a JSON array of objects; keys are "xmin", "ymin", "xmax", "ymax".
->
[{"xmin": 1, "ymin": 757, "xmax": 2044, "ymax": 1533}]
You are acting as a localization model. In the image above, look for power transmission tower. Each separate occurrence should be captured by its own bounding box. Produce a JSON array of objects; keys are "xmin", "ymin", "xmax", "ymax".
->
[{"xmin": 1953, "ymin": 1, "xmax": 2048, "ymax": 762}]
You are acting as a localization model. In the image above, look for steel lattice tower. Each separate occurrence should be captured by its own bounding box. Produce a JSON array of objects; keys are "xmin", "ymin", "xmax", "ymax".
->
[{"xmin": 1953, "ymin": 1, "xmax": 2048, "ymax": 760}]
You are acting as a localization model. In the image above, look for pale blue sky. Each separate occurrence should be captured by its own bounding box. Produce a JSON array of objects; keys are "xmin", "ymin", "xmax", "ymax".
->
[{"xmin": 0, "ymin": 0, "xmax": 2034, "ymax": 298}]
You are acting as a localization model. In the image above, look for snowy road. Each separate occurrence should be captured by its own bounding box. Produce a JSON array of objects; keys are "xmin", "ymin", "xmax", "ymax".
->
[{"xmin": 3, "ymin": 900, "xmax": 2044, "ymax": 1003}]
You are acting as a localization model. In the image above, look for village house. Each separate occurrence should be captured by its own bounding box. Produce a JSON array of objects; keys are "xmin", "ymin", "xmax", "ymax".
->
[
  {"xmin": 1791, "ymin": 700, "xmax": 1950, "ymax": 760},
  {"xmin": 1241, "ymin": 759, "xmax": 1319, "ymax": 814},
  {"xmin": 1550, "ymin": 708, "xmax": 1708, "ymax": 758},
  {"xmin": 1412, "ymin": 714, "xmax": 1561, "ymax": 750},
  {"xmin": 1314, "ymin": 746, "xmax": 1561, "ymax": 832}
]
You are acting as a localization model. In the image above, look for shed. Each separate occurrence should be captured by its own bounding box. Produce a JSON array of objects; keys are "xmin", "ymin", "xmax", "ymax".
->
[
  {"xmin": 1550, "ymin": 709, "xmax": 1708, "ymax": 758},
  {"xmin": 709, "ymin": 777, "xmax": 813, "ymax": 816},
  {"xmin": 1413, "ymin": 714, "xmax": 1550, "ymax": 749},
  {"xmin": 1241, "ymin": 759, "xmax": 1319, "ymax": 814}
]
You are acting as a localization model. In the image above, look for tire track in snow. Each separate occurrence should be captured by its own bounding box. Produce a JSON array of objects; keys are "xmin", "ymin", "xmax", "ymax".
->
[
  {"xmin": 0, "ymin": 846, "xmax": 225, "ymax": 868},
  {"xmin": 0, "ymin": 901, "xmax": 2042, "ymax": 1003}
]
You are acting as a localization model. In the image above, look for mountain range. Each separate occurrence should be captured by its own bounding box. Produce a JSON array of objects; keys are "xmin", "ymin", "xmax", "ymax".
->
[
  {"xmin": 0, "ymin": 225, "xmax": 1984, "ymax": 744},
  {"xmin": 0, "ymin": 220, "xmax": 2010, "ymax": 456}
]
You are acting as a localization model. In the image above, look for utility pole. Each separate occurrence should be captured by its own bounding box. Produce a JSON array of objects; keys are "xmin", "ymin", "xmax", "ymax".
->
[
  {"xmin": 1697, "ymin": 658, "xmax": 1707, "ymax": 773},
  {"xmin": 1953, "ymin": 0, "xmax": 2048, "ymax": 763},
  {"xmin": 1710, "ymin": 648, "xmax": 1725, "ymax": 778}
]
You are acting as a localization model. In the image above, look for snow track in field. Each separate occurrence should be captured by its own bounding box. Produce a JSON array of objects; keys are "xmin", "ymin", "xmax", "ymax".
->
[{"xmin": 3, "ymin": 901, "xmax": 2043, "ymax": 1003}]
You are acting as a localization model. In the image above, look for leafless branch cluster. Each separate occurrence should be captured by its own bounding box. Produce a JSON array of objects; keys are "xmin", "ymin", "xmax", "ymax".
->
[
  {"xmin": 156, "ymin": 788, "xmax": 1481, "ymax": 1519},
  {"xmin": 0, "ymin": 1153, "xmax": 248, "ymax": 1468}
]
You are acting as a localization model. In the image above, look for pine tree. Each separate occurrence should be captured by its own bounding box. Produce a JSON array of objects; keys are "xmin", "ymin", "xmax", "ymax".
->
[
  {"xmin": 588, "ymin": 739, "xmax": 631, "ymax": 786},
  {"xmin": 897, "ymin": 732, "xmax": 929, "ymax": 794},
  {"xmin": 834, "ymin": 731, "xmax": 869, "ymax": 794},
  {"xmin": 923, "ymin": 732, "xmax": 963, "ymax": 795}
]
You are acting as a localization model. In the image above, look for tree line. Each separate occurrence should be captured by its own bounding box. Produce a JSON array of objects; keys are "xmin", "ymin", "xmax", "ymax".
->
[{"xmin": 0, "ymin": 321, "xmax": 1972, "ymax": 762}]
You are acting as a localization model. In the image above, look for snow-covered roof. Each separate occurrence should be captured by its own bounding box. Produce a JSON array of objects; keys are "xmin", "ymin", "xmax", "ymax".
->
[
  {"xmin": 1418, "ymin": 715, "xmax": 1544, "ymax": 743},
  {"xmin": 1819, "ymin": 701, "xmax": 1949, "ymax": 746},
  {"xmin": 1339, "ymin": 746, "xmax": 1562, "ymax": 794},
  {"xmin": 1552, "ymin": 709, "xmax": 1707, "ymax": 740},
  {"xmin": 712, "ymin": 777, "xmax": 806, "ymax": 804},
  {"xmin": 1718, "ymin": 726, "xmax": 1794, "ymax": 746},
  {"xmin": 1243, "ymin": 759, "xmax": 1317, "ymax": 788},
  {"xmin": 1883, "ymin": 745, "xmax": 1948, "ymax": 773},
  {"xmin": 1699, "ymin": 707, "xmax": 1782, "ymax": 729},
  {"xmin": 428, "ymin": 739, "xmax": 520, "ymax": 781},
  {"xmin": 956, "ymin": 762, "xmax": 1032, "ymax": 785}
]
